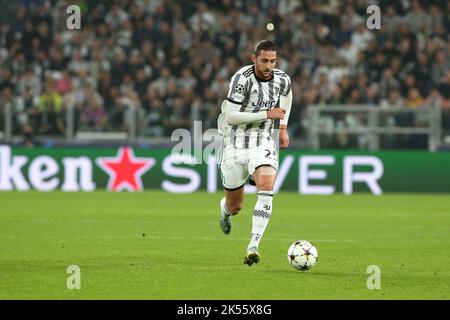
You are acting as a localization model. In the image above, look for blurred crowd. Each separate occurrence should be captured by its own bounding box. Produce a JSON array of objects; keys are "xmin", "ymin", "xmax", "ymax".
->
[{"xmin": 0, "ymin": 0, "xmax": 449, "ymax": 148}]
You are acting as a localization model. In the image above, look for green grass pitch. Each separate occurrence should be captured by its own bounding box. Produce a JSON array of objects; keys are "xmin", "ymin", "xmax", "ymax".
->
[{"xmin": 0, "ymin": 191, "xmax": 449, "ymax": 300}]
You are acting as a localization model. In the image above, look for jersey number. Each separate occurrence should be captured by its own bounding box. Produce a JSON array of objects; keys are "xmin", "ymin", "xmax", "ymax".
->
[{"xmin": 265, "ymin": 149, "xmax": 277, "ymax": 159}]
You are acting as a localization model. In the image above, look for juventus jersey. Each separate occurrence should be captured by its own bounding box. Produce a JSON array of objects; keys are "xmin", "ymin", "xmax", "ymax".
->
[{"xmin": 218, "ymin": 65, "xmax": 292, "ymax": 149}]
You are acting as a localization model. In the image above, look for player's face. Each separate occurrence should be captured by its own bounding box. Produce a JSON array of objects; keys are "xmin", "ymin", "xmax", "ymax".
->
[{"xmin": 252, "ymin": 50, "xmax": 276, "ymax": 80}]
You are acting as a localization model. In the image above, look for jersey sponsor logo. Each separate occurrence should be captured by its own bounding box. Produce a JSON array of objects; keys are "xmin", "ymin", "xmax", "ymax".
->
[{"xmin": 252, "ymin": 99, "xmax": 277, "ymax": 109}]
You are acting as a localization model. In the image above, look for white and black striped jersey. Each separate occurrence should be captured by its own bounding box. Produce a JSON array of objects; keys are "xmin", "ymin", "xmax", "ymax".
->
[{"xmin": 218, "ymin": 64, "xmax": 292, "ymax": 149}]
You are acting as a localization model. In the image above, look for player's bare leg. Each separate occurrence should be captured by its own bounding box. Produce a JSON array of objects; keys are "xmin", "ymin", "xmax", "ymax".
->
[
  {"xmin": 219, "ymin": 186, "xmax": 244, "ymax": 235},
  {"xmin": 244, "ymin": 165, "xmax": 277, "ymax": 266}
]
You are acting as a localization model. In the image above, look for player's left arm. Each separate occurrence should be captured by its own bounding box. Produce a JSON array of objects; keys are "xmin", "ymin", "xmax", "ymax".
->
[{"xmin": 279, "ymin": 77, "xmax": 293, "ymax": 148}]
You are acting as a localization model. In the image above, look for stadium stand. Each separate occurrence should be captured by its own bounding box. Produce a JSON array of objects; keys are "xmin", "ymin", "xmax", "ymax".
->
[{"xmin": 0, "ymin": 0, "xmax": 449, "ymax": 149}]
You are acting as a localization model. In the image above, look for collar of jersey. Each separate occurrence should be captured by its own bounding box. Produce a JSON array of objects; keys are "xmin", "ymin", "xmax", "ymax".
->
[{"xmin": 252, "ymin": 65, "xmax": 274, "ymax": 82}]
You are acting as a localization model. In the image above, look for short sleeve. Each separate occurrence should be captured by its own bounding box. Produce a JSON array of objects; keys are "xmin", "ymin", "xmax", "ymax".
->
[{"xmin": 227, "ymin": 73, "xmax": 248, "ymax": 105}]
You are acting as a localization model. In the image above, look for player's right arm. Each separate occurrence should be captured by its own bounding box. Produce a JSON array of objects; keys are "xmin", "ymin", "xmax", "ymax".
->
[
  {"xmin": 224, "ymin": 72, "xmax": 284, "ymax": 125},
  {"xmin": 225, "ymin": 101, "xmax": 285, "ymax": 125}
]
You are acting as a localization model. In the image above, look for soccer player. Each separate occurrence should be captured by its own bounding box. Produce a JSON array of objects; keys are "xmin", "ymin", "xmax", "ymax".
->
[{"xmin": 217, "ymin": 40, "xmax": 293, "ymax": 266}]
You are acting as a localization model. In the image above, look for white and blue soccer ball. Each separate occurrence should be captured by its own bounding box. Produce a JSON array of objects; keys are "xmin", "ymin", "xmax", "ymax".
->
[{"xmin": 287, "ymin": 240, "xmax": 318, "ymax": 271}]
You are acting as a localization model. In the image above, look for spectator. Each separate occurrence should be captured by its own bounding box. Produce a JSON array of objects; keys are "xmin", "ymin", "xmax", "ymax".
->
[
  {"xmin": 145, "ymin": 98, "xmax": 165, "ymax": 137},
  {"xmin": 108, "ymin": 95, "xmax": 126, "ymax": 132},
  {"xmin": 79, "ymin": 84, "xmax": 106, "ymax": 131},
  {"xmin": 406, "ymin": 88, "xmax": 425, "ymax": 109},
  {"xmin": 379, "ymin": 68, "xmax": 400, "ymax": 100},
  {"xmin": 38, "ymin": 77, "xmax": 64, "ymax": 135},
  {"xmin": 0, "ymin": 85, "xmax": 25, "ymax": 134},
  {"xmin": 431, "ymin": 49, "xmax": 450, "ymax": 86},
  {"xmin": 20, "ymin": 123, "xmax": 40, "ymax": 148}
]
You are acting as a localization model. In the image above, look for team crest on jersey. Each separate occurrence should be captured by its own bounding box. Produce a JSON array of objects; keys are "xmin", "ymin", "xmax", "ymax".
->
[
  {"xmin": 235, "ymin": 84, "xmax": 245, "ymax": 94},
  {"xmin": 274, "ymin": 87, "xmax": 280, "ymax": 95}
]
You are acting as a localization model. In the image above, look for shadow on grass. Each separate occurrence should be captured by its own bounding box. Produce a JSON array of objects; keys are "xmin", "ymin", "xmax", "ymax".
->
[{"xmin": 263, "ymin": 269, "xmax": 360, "ymax": 278}]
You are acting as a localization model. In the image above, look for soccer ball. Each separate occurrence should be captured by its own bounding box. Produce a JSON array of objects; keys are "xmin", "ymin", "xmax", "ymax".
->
[{"xmin": 287, "ymin": 240, "xmax": 318, "ymax": 271}]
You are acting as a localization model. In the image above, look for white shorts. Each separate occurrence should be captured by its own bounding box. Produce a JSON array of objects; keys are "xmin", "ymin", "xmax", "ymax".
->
[{"xmin": 218, "ymin": 139, "xmax": 278, "ymax": 190}]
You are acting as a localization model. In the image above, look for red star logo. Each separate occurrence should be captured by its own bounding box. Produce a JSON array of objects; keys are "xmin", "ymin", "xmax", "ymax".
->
[{"xmin": 96, "ymin": 147, "xmax": 155, "ymax": 191}]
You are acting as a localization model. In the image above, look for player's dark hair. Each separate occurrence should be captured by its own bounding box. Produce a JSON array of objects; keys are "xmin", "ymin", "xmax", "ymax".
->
[{"xmin": 253, "ymin": 40, "xmax": 277, "ymax": 56}]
